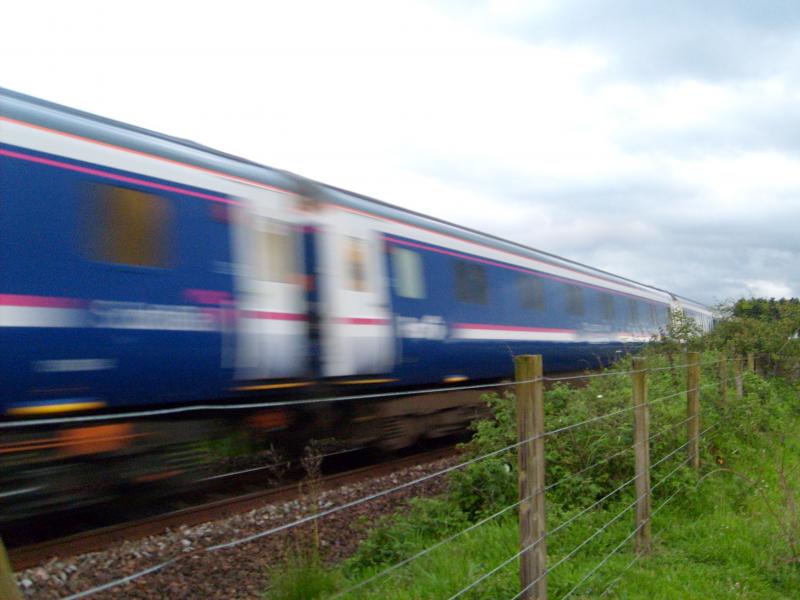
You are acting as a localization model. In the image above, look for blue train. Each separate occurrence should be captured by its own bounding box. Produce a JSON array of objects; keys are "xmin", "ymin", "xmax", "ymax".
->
[{"xmin": 0, "ymin": 88, "xmax": 713, "ymax": 518}]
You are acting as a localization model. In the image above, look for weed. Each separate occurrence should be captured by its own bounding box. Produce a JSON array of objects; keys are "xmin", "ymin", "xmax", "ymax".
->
[{"xmin": 264, "ymin": 554, "xmax": 340, "ymax": 600}]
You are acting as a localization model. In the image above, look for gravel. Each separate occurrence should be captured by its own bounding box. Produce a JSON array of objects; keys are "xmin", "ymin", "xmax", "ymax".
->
[{"xmin": 15, "ymin": 455, "xmax": 461, "ymax": 599}]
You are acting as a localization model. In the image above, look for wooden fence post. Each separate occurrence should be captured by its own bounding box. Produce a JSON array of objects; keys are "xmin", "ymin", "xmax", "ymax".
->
[
  {"xmin": 747, "ymin": 352, "xmax": 755, "ymax": 373},
  {"xmin": 0, "ymin": 537, "xmax": 21, "ymax": 600},
  {"xmin": 515, "ymin": 355, "xmax": 547, "ymax": 600},
  {"xmin": 687, "ymin": 351, "xmax": 700, "ymax": 472},
  {"xmin": 718, "ymin": 354, "xmax": 728, "ymax": 412},
  {"xmin": 631, "ymin": 357, "xmax": 652, "ymax": 554},
  {"xmin": 734, "ymin": 354, "xmax": 744, "ymax": 399}
]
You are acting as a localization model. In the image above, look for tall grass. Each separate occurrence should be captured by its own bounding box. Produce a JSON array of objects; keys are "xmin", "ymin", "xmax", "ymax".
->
[{"xmin": 264, "ymin": 354, "xmax": 800, "ymax": 599}]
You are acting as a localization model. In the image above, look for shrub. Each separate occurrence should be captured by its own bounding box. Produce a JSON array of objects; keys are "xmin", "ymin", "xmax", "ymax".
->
[
  {"xmin": 264, "ymin": 555, "xmax": 340, "ymax": 600},
  {"xmin": 346, "ymin": 498, "xmax": 470, "ymax": 575}
]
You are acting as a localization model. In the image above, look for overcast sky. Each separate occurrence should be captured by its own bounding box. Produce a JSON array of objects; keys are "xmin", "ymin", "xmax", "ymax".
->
[{"xmin": 4, "ymin": 0, "xmax": 798, "ymax": 305}]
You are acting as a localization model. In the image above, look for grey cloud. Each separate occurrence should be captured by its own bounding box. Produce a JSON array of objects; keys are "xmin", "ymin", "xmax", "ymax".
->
[
  {"xmin": 617, "ymin": 93, "xmax": 800, "ymax": 158},
  {"xmin": 416, "ymin": 162, "xmax": 799, "ymax": 303},
  {"xmin": 409, "ymin": 156, "xmax": 696, "ymax": 213},
  {"xmin": 476, "ymin": 0, "xmax": 800, "ymax": 83},
  {"xmin": 566, "ymin": 218, "xmax": 799, "ymax": 304},
  {"xmin": 416, "ymin": 1, "xmax": 800, "ymax": 304},
  {"xmin": 569, "ymin": 228, "xmax": 798, "ymax": 305}
]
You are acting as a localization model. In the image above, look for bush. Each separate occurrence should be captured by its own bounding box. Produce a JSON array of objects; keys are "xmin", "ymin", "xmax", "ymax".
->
[
  {"xmin": 268, "ymin": 301, "xmax": 800, "ymax": 598},
  {"xmin": 264, "ymin": 555, "xmax": 340, "ymax": 600},
  {"xmin": 346, "ymin": 498, "xmax": 470, "ymax": 575}
]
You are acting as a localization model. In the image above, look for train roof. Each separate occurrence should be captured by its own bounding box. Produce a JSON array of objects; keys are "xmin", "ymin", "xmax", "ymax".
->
[
  {"xmin": 1, "ymin": 87, "xmax": 709, "ymax": 308},
  {"xmin": 674, "ymin": 295, "xmax": 714, "ymax": 315},
  {"xmin": 314, "ymin": 181, "xmax": 675, "ymax": 301},
  {"xmin": 0, "ymin": 87, "xmax": 301, "ymax": 193}
]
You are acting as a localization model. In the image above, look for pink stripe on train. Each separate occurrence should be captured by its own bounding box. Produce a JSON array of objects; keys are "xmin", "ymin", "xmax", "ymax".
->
[
  {"xmin": 0, "ymin": 294, "xmax": 86, "ymax": 308},
  {"xmin": 243, "ymin": 311, "xmax": 307, "ymax": 321},
  {"xmin": 334, "ymin": 317, "xmax": 391, "ymax": 326},
  {"xmin": 0, "ymin": 148, "xmax": 239, "ymax": 205},
  {"xmin": 453, "ymin": 322, "xmax": 576, "ymax": 334}
]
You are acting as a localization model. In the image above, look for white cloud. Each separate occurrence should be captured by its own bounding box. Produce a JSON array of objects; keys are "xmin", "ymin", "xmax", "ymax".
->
[
  {"xmin": 744, "ymin": 280, "xmax": 794, "ymax": 299},
  {"xmin": 3, "ymin": 0, "xmax": 800, "ymax": 303}
]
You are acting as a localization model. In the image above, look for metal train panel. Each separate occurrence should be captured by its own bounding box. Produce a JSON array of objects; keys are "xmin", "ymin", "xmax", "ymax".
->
[
  {"xmin": 315, "ymin": 205, "xmax": 394, "ymax": 378},
  {"xmin": 229, "ymin": 186, "xmax": 309, "ymax": 382},
  {"xmin": 381, "ymin": 231, "xmax": 668, "ymax": 386},
  {"xmin": 0, "ymin": 87, "xmax": 716, "ymax": 522},
  {"xmin": 0, "ymin": 142, "xmax": 236, "ymax": 413},
  {"xmin": 1, "ymin": 87, "xmax": 697, "ymax": 419}
]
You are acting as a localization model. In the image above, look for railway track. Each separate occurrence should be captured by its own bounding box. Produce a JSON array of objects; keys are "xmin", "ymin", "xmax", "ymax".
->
[
  {"xmin": 8, "ymin": 444, "xmax": 459, "ymax": 570},
  {"xmin": 6, "ymin": 371, "xmax": 598, "ymax": 572}
]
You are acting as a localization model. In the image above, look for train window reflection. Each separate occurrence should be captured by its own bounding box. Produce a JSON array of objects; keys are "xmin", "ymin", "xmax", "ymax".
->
[
  {"xmin": 345, "ymin": 236, "xmax": 369, "ymax": 292},
  {"xmin": 454, "ymin": 260, "xmax": 487, "ymax": 305},
  {"xmin": 566, "ymin": 285, "xmax": 584, "ymax": 316},
  {"xmin": 392, "ymin": 247, "xmax": 425, "ymax": 299},
  {"xmin": 600, "ymin": 292, "xmax": 615, "ymax": 320},
  {"xmin": 264, "ymin": 230, "xmax": 289, "ymax": 282},
  {"xmin": 83, "ymin": 183, "xmax": 172, "ymax": 267},
  {"xmin": 628, "ymin": 299, "xmax": 640, "ymax": 323},
  {"xmin": 519, "ymin": 276, "xmax": 544, "ymax": 311},
  {"xmin": 648, "ymin": 304, "xmax": 658, "ymax": 325},
  {"xmin": 257, "ymin": 225, "xmax": 295, "ymax": 283}
]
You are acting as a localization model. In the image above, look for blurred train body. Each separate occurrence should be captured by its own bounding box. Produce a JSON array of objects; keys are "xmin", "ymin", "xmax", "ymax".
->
[{"xmin": 0, "ymin": 89, "xmax": 714, "ymax": 519}]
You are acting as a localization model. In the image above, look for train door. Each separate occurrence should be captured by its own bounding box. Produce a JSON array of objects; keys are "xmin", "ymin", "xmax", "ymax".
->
[
  {"xmin": 232, "ymin": 189, "xmax": 308, "ymax": 381},
  {"xmin": 317, "ymin": 213, "xmax": 394, "ymax": 378}
]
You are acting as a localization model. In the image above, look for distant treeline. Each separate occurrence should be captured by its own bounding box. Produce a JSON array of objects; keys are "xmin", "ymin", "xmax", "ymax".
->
[{"xmin": 733, "ymin": 297, "xmax": 800, "ymax": 321}]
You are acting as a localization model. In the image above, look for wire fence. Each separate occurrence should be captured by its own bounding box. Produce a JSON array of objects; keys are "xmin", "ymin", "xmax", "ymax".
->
[
  {"xmin": 1, "ymin": 357, "xmax": 740, "ymax": 431},
  {"xmin": 0, "ymin": 377, "xmax": 535, "ymax": 430},
  {"xmin": 39, "ymin": 351, "xmax": 750, "ymax": 600},
  {"xmin": 199, "ymin": 445, "xmax": 366, "ymax": 483}
]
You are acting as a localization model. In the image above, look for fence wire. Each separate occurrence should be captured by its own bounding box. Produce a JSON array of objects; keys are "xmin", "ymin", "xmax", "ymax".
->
[
  {"xmin": 60, "ymin": 360, "xmax": 730, "ymax": 599},
  {"xmin": 387, "ymin": 364, "xmax": 722, "ymax": 599},
  {"xmin": 0, "ymin": 377, "xmax": 536, "ymax": 430},
  {"xmin": 199, "ymin": 445, "xmax": 365, "ymax": 483},
  {"xmin": 507, "ymin": 492, "xmax": 645, "ymax": 600},
  {"xmin": 333, "ymin": 426, "xmax": 662, "ymax": 597},
  {"xmin": 61, "ymin": 421, "xmax": 555, "ymax": 598},
  {"xmin": 334, "ymin": 399, "xmax": 713, "ymax": 600},
  {"xmin": 558, "ymin": 518, "xmax": 645, "ymax": 600},
  {"xmin": 586, "ymin": 452, "xmax": 713, "ymax": 599},
  {"xmin": 558, "ymin": 438, "xmax": 717, "ymax": 600},
  {"xmin": 334, "ymin": 436, "xmax": 652, "ymax": 597},
  {"xmin": 543, "ymin": 368, "xmax": 638, "ymax": 382},
  {"xmin": 494, "ymin": 417, "xmax": 724, "ymax": 600},
  {"xmin": 541, "ymin": 385, "xmax": 696, "ymax": 442},
  {"xmin": 518, "ymin": 422, "xmax": 719, "ymax": 600},
  {"xmin": 648, "ymin": 405, "xmax": 711, "ymax": 444},
  {"xmin": 573, "ymin": 422, "xmax": 727, "ymax": 599},
  {"xmin": 3, "ymin": 354, "xmax": 729, "ymax": 430},
  {"xmin": 650, "ymin": 422, "xmax": 719, "ymax": 474}
]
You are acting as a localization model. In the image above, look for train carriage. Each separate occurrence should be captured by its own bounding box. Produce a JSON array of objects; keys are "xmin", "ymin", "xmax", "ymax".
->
[{"xmin": 0, "ymin": 87, "xmax": 714, "ymax": 518}]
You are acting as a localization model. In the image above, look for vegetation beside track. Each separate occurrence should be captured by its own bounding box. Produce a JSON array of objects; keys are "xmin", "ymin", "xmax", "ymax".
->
[{"xmin": 265, "ymin": 300, "xmax": 800, "ymax": 599}]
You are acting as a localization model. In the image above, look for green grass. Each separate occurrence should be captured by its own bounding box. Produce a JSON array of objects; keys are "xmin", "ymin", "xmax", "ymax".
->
[
  {"xmin": 264, "ymin": 363, "xmax": 800, "ymax": 599},
  {"xmin": 598, "ymin": 440, "xmax": 800, "ymax": 600},
  {"xmin": 344, "ymin": 432, "xmax": 799, "ymax": 599},
  {"xmin": 267, "ymin": 554, "xmax": 341, "ymax": 600}
]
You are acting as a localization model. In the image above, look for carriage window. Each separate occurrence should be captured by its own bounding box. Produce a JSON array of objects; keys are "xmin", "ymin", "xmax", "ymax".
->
[
  {"xmin": 520, "ymin": 276, "xmax": 544, "ymax": 310},
  {"xmin": 628, "ymin": 299, "xmax": 640, "ymax": 323},
  {"xmin": 345, "ymin": 237, "xmax": 369, "ymax": 291},
  {"xmin": 566, "ymin": 285, "xmax": 584, "ymax": 316},
  {"xmin": 454, "ymin": 261, "xmax": 487, "ymax": 304},
  {"xmin": 256, "ymin": 225, "xmax": 296, "ymax": 283},
  {"xmin": 600, "ymin": 293, "xmax": 615, "ymax": 320},
  {"xmin": 648, "ymin": 304, "xmax": 658, "ymax": 325},
  {"xmin": 392, "ymin": 247, "xmax": 425, "ymax": 299},
  {"xmin": 83, "ymin": 184, "xmax": 172, "ymax": 267}
]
